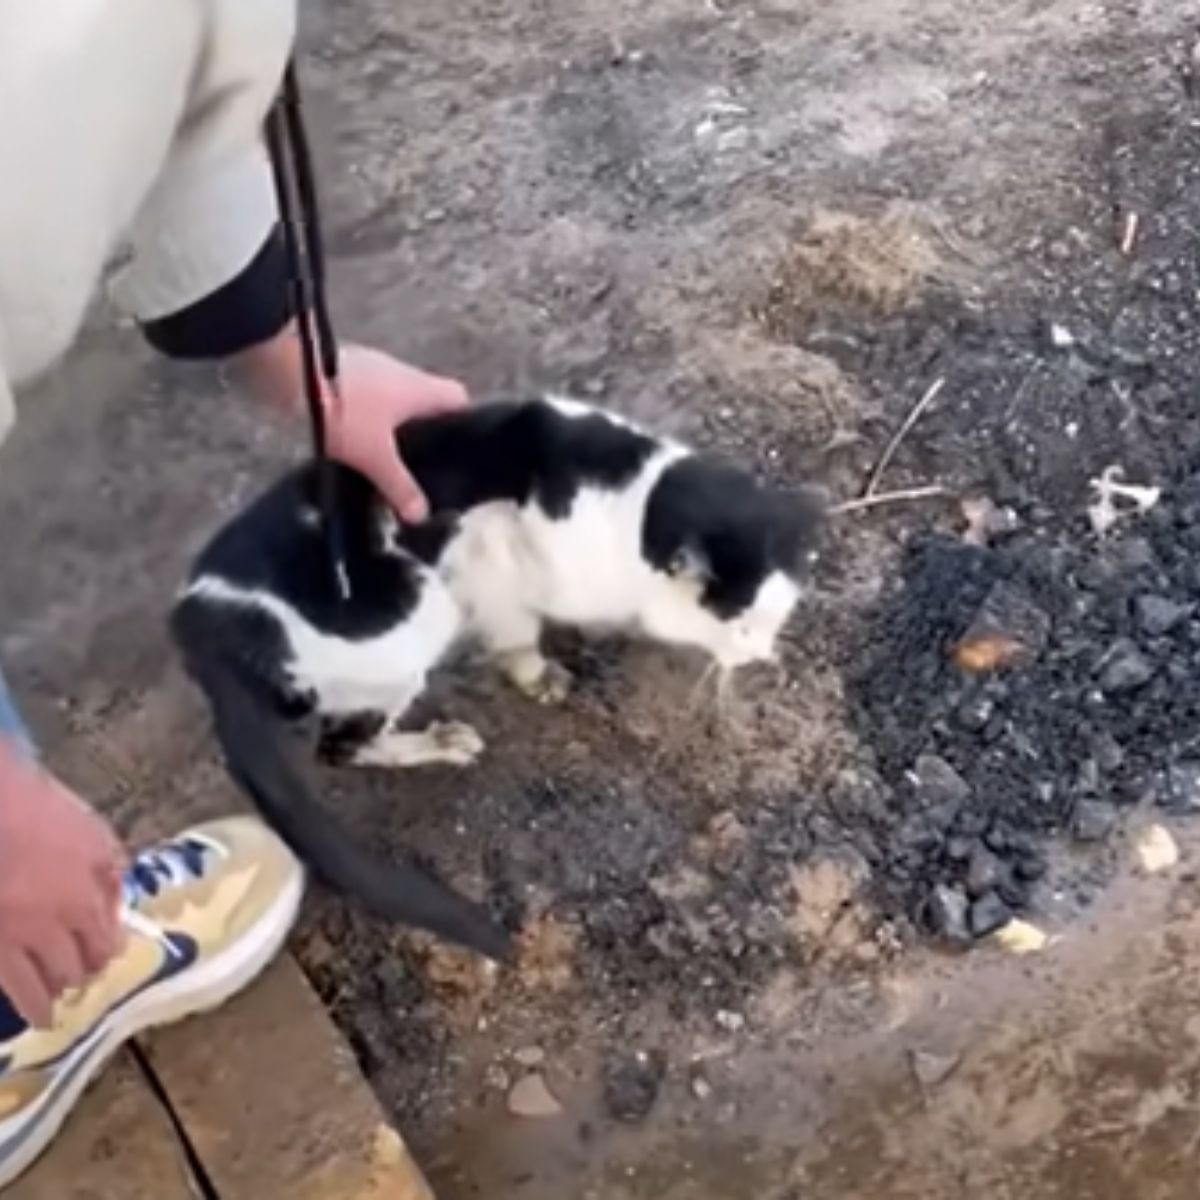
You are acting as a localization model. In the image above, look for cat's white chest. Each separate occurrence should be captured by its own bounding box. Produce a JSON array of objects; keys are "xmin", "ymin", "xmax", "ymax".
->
[
  {"xmin": 444, "ymin": 485, "xmax": 651, "ymax": 630},
  {"xmin": 522, "ymin": 494, "xmax": 646, "ymax": 623}
]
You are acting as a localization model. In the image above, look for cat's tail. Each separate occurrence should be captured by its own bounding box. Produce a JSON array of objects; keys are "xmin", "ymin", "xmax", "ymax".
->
[{"xmin": 169, "ymin": 592, "xmax": 512, "ymax": 962}]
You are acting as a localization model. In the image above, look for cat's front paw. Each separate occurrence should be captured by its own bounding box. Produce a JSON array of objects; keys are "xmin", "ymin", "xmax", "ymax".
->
[
  {"xmin": 428, "ymin": 721, "xmax": 486, "ymax": 765},
  {"xmin": 519, "ymin": 659, "xmax": 574, "ymax": 706},
  {"xmin": 499, "ymin": 649, "xmax": 574, "ymax": 705}
]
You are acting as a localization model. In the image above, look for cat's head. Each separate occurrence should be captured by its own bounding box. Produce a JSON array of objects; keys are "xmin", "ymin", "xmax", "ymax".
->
[{"xmin": 639, "ymin": 455, "xmax": 824, "ymax": 668}]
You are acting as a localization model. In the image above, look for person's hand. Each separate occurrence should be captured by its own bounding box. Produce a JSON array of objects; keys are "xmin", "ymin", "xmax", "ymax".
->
[
  {"xmin": 324, "ymin": 345, "xmax": 468, "ymax": 523},
  {"xmin": 0, "ymin": 743, "xmax": 126, "ymax": 1028},
  {"xmin": 236, "ymin": 329, "xmax": 468, "ymax": 523}
]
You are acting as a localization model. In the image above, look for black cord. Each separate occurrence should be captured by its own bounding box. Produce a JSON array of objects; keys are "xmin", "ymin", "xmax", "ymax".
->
[
  {"xmin": 279, "ymin": 62, "xmax": 340, "ymax": 386},
  {"xmin": 266, "ymin": 61, "xmax": 350, "ymax": 599}
]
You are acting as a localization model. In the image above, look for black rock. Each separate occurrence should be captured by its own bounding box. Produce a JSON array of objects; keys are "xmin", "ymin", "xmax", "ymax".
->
[
  {"xmin": 1004, "ymin": 831, "xmax": 1038, "ymax": 859},
  {"xmin": 899, "ymin": 815, "xmax": 944, "ymax": 853},
  {"xmin": 997, "ymin": 876, "xmax": 1030, "ymax": 909},
  {"xmin": 1093, "ymin": 732, "xmax": 1125, "ymax": 772},
  {"xmin": 1098, "ymin": 639, "xmax": 1156, "ymax": 694},
  {"xmin": 960, "ymin": 580, "xmax": 1051, "ymax": 660},
  {"xmin": 965, "ymin": 846, "xmax": 1007, "ymax": 898},
  {"xmin": 1135, "ymin": 594, "xmax": 1192, "ymax": 637},
  {"xmin": 602, "ymin": 1050, "xmax": 666, "ymax": 1123},
  {"xmin": 1158, "ymin": 761, "xmax": 1200, "ymax": 814},
  {"xmin": 968, "ymin": 892, "xmax": 1012, "ymax": 937},
  {"xmin": 912, "ymin": 755, "xmax": 971, "ymax": 809},
  {"xmin": 944, "ymin": 836, "xmax": 975, "ymax": 863},
  {"xmin": 1073, "ymin": 758, "xmax": 1100, "ymax": 796},
  {"xmin": 956, "ymin": 692, "xmax": 995, "ymax": 733},
  {"xmin": 1114, "ymin": 537, "xmax": 1157, "ymax": 573},
  {"xmin": 1013, "ymin": 853, "xmax": 1047, "ymax": 882},
  {"xmin": 983, "ymin": 823, "xmax": 1011, "ymax": 854},
  {"xmin": 1072, "ymin": 798, "xmax": 1118, "ymax": 842},
  {"xmin": 926, "ymin": 884, "xmax": 971, "ymax": 945}
]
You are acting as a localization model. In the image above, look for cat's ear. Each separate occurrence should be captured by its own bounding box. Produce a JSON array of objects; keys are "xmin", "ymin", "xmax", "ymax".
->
[{"xmin": 667, "ymin": 538, "xmax": 712, "ymax": 585}]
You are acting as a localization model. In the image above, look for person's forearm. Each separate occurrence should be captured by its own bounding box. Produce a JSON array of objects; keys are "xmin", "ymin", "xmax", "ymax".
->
[{"xmin": 231, "ymin": 321, "xmax": 318, "ymax": 417}]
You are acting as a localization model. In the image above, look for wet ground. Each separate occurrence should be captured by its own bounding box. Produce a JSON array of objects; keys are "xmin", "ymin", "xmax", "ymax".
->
[{"xmin": 3, "ymin": 0, "xmax": 1200, "ymax": 1195}]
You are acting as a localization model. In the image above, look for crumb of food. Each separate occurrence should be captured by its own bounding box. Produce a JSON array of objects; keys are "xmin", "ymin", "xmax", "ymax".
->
[
  {"xmin": 993, "ymin": 919, "xmax": 1051, "ymax": 954},
  {"xmin": 954, "ymin": 633, "xmax": 1026, "ymax": 674},
  {"xmin": 1135, "ymin": 824, "xmax": 1180, "ymax": 874}
]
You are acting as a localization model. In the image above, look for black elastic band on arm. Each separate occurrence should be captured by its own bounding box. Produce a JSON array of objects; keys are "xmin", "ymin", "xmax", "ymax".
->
[{"xmin": 139, "ymin": 226, "xmax": 293, "ymax": 362}]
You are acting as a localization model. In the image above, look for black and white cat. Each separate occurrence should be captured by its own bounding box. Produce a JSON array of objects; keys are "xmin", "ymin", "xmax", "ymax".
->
[{"xmin": 171, "ymin": 397, "xmax": 823, "ymax": 959}]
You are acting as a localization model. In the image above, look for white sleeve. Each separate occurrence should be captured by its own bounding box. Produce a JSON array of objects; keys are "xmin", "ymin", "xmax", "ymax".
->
[{"xmin": 109, "ymin": 0, "xmax": 296, "ymax": 322}]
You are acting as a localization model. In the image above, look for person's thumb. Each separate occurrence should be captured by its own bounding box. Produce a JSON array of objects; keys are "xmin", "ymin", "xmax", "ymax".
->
[{"xmin": 374, "ymin": 452, "xmax": 429, "ymax": 524}]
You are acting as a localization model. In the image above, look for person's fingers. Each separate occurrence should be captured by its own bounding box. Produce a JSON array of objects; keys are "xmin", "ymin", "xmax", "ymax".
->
[
  {"xmin": 426, "ymin": 377, "xmax": 469, "ymax": 413},
  {"xmin": 94, "ymin": 855, "xmax": 125, "ymax": 910},
  {"xmin": 374, "ymin": 453, "xmax": 430, "ymax": 524},
  {"xmin": 0, "ymin": 947, "xmax": 55, "ymax": 1030},
  {"xmin": 76, "ymin": 894, "xmax": 124, "ymax": 976},
  {"xmin": 75, "ymin": 921, "xmax": 119, "ymax": 979},
  {"xmin": 30, "ymin": 926, "xmax": 88, "ymax": 1001}
]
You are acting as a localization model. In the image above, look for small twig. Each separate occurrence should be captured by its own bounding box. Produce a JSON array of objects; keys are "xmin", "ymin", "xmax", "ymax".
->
[
  {"xmin": 830, "ymin": 484, "xmax": 950, "ymax": 515},
  {"xmin": 862, "ymin": 376, "xmax": 945, "ymax": 498},
  {"xmin": 1119, "ymin": 210, "xmax": 1140, "ymax": 257}
]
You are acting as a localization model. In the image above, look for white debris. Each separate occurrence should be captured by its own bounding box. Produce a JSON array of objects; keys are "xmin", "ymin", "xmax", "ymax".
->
[
  {"xmin": 1087, "ymin": 465, "xmax": 1162, "ymax": 537},
  {"xmin": 909, "ymin": 1049, "xmax": 961, "ymax": 1087},
  {"xmin": 1049, "ymin": 323, "xmax": 1076, "ymax": 348},
  {"xmin": 993, "ymin": 919, "xmax": 1051, "ymax": 955},
  {"xmin": 715, "ymin": 1009, "xmax": 746, "ymax": 1033},
  {"xmin": 694, "ymin": 90, "xmax": 750, "ymax": 145},
  {"xmin": 960, "ymin": 496, "xmax": 1020, "ymax": 546},
  {"xmin": 1136, "ymin": 824, "xmax": 1180, "ymax": 874},
  {"xmin": 507, "ymin": 1073, "xmax": 563, "ymax": 1119}
]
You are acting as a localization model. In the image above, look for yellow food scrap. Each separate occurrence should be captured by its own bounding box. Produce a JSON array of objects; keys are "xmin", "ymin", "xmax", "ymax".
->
[
  {"xmin": 1136, "ymin": 824, "xmax": 1179, "ymax": 874},
  {"xmin": 993, "ymin": 919, "xmax": 1050, "ymax": 954},
  {"xmin": 953, "ymin": 634, "xmax": 1025, "ymax": 674}
]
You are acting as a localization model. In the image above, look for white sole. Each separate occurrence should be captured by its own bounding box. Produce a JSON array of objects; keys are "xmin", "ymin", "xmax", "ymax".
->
[{"xmin": 0, "ymin": 867, "xmax": 305, "ymax": 1191}]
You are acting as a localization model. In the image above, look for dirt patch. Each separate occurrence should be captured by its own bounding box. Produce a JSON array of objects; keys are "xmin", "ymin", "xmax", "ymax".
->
[{"xmin": 753, "ymin": 208, "xmax": 945, "ymax": 339}]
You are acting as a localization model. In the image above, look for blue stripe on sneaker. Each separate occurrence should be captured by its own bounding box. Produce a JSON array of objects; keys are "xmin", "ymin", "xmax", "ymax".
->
[{"xmin": 0, "ymin": 933, "xmax": 198, "ymax": 1077}]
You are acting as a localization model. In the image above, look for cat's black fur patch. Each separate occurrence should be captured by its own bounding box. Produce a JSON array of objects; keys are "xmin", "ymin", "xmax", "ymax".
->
[
  {"xmin": 396, "ymin": 400, "xmax": 658, "ymax": 521},
  {"xmin": 191, "ymin": 467, "xmax": 424, "ymax": 641},
  {"xmin": 318, "ymin": 710, "xmax": 389, "ymax": 765},
  {"xmin": 194, "ymin": 401, "xmax": 662, "ymax": 623},
  {"xmin": 643, "ymin": 456, "xmax": 821, "ymax": 617},
  {"xmin": 173, "ymin": 592, "xmax": 316, "ymax": 719}
]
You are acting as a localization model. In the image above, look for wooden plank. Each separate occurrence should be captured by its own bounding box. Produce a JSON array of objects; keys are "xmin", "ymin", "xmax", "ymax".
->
[
  {"xmin": 145, "ymin": 954, "xmax": 434, "ymax": 1200},
  {"xmin": 7, "ymin": 1051, "xmax": 197, "ymax": 1200}
]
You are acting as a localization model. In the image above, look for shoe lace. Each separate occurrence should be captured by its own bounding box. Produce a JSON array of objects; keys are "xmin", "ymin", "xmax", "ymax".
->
[
  {"xmin": 120, "ymin": 835, "xmax": 220, "ymax": 960},
  {"xmin": 123, "ymin": 835, "xmax": 215, "ymax": 904}
]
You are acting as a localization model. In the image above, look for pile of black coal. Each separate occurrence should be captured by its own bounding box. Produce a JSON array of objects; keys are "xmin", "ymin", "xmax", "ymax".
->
[{"xmin": 846, "ymin": 470, "xmax": 1200, "ymax": 939}]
